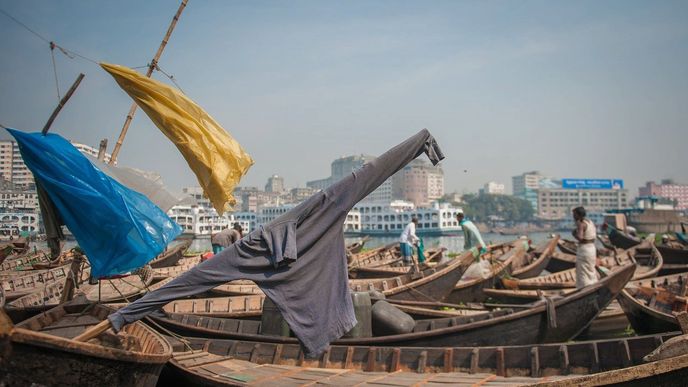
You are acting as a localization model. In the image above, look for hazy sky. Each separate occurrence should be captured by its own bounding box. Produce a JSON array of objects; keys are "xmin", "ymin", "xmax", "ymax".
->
[{"xmin": 1, "ymin": 0, "xmax": 686, "ymax": 196}]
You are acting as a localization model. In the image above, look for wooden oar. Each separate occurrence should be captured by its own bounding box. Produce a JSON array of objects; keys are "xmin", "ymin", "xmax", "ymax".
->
[{"xmin": 72, "ymin": 319, "xmax": 112, "ymax": 342}]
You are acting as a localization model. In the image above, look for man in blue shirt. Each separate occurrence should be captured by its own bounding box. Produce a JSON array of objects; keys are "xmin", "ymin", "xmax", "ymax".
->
[{"xmin": 457, "ymin": 209, "xmax": 487, "ymax": 257}]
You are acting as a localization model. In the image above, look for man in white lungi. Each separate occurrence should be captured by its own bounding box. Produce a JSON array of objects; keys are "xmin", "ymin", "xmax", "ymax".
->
[
  {"xmin": 399, "ymin": 217, "xmax": 420, "ymax": 268},
  {"xmin": 572, "ymin": 206, "xmax": 598, "ymax": 288}
]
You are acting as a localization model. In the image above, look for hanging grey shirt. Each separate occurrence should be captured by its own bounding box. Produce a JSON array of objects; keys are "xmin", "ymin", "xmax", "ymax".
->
[{"xmin": 107, "ymin": 129, "xmax": 444, "ymax": 356}]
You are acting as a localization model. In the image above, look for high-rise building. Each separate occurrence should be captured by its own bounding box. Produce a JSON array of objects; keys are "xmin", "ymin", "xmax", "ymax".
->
[
  {"xmin": 511, "ymin": 171, "xmax": 561, "ymax": 211},
  {"xmin": 392, "ymin": 159, "xmax": 444, "ymax": 207},
  {"xmin": 307, "ymin": 154, "xmax": 394, "ymax": 202},
  {"xmin": 1, "ymin": 139, "xmax": 113, "ymax": 190},
  {"xmin": 639, "ymin": 180, "xmax": 688, "ymax": 210},
  {"xmin": 0, "ymin": 140, "xmax": 34, "ymax": 189},
  {"xmin": 265, "ymin": 174, "xmax": 285, "ymax": 193}
]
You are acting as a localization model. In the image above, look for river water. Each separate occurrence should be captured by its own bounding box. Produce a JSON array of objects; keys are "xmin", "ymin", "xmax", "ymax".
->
[{"xmin": 183, "ymin": 231, "xmax": 557, "ymax": 255}]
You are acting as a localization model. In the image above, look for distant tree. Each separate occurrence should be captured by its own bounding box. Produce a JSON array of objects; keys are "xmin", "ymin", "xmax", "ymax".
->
[{"xmin": 460, "ymin": 193, "xmax": 533, "ymax": 223}]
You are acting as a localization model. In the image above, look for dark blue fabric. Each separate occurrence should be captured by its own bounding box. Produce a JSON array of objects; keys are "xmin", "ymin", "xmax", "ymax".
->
[{"xmin": 6, "ymin": 129, "xmax": 181, "ymax": 277}]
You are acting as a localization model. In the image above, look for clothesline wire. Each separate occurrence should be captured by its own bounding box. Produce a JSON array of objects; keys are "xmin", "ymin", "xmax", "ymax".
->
[
  {"xmin": 154, "ymin": 63, "xmax": 185, "ymax": 93},
  {"xmin": 50, "ymin": 43, "xmax": 61, "ymax": 100},
  {"xmin": 0, "ymin": 8, "xmax": 50, "ymax": 44},
  {"xmin": 0, "ymin": 7, "xmax": 187, "ymax": 97}
]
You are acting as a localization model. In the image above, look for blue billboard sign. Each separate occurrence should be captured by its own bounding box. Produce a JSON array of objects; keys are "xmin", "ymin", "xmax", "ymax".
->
[{"xmin": 562, "ymin": 179, "xmax": 624, "ymax": 190}]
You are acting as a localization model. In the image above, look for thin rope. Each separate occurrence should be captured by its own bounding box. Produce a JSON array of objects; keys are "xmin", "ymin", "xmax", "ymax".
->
[
  {"xmin": 0, "ymin": 8, "xmax": 50, "ymax": 44},
  {"xmin": 49, "ymin": 42, "xmax": 61, "ymax": 100},
  {"xmin": 154, "ymin": 64, "xmax": 185, "ymax": 93}
]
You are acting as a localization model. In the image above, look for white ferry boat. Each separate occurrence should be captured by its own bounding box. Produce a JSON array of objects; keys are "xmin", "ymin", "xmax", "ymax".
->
[
  {"xmin": 167, "ymin": 205, "xmax": 252, "ymax": 238},
  {"xmin": 345, "ymin": 200, "xmax": 462, "ymax": 236}
]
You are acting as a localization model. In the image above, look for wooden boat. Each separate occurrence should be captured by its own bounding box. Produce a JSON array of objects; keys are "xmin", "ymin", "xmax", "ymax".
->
[
  {"xmin": 558, "ymin": 238, "xmax": 579, "ymax": 255},
  {"xmin": 655, "ymin": 242, "xmax": 688, "ymax": 275},
  {"xmin": 149, "ymin": 240, "xmax": 191, "ymax": 268},
  {"xmin": 0, "ymin": 250, "xmax": 51, "ymax": 272},
  {"xmin": 607, "ymin": 226, "xmax": 642, "ymax": 249},
  {"xmin": 347, "ymin": 243, "xmax": 401, "ymax": 269},
  {"xmin": 3, "ymin": 270, "xmax": 162, "ymax": 323},
  {"xmin": 0, "ymin": 237, "xmax": 30, "ymax": 265},
  {"xmin": 159, "ymin": 328, "xmax": 675, "ymax": 379},
  {"xmin": 617, "ymin": 272, "xmax": 688, "ymax": 334},
  {"xmin": 0, "ymin": 302, "xmax": 172, "ymax": 387},
  {"xmin": 161, "ymin": 349, "xmax": 557, "ymax": 386},
  {"xmin": 444, "ymin": 243, "xmax": 524, "ymax": 304},
  {"xmin": 348, "ymin": 249, "xmax": 474, "ymax": 302},
  {"xmin": 511, "ymin": 236, "xmax": 558, "ymax": 279},
  {"xmin": 346, "ymin": 236, "xmax": 370, "ymax": 255},
  {"xmin": 530, "ymin": 352, "xmax": 688, "ymax": 386},
  {"xmin": 1, "ymin": 263, "xmax": 85, "ymax": 301},
  {"xmin": 347, "ymin": 248, "xmax": 446, "ymax": 279},
  {"xmin": 575, "ymin": 300, "xmax": 631, "ymax": 341},
  {"xmin": 559, "ymin": 238, "xmax": 612, "ymax": 257},
  {"xmin": 151, "ymin": 264, "xmax": 635, "ymax": 349},
  {"xmin": 503, "ymin": 242, "xmax": 663, "ymax": 290},
  {"xmin": 152, "ymin": 257, "xmax": 200, "ymax": 280},
  {"xmin": 546, "ymin": 251, "xmax": 577, "ymax": 273}
]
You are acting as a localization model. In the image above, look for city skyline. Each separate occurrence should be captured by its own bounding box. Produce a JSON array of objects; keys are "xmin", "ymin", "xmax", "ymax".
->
[{"xmin": 1, "ymin": 1, "xmax": 686, "ymax": 196}]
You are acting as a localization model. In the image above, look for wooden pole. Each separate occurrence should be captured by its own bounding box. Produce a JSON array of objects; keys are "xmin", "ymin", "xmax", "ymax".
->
[
  {"xmin": 73, "ymin": 319, "xmax": 112, "ymax": 342},
  {"xmin": 97, "ymin": 139, "xmax": 108, "ymax": 161},
  {"xmin": 59, "ymin": 253, "xmax": 84, "ymax": 304},
  {"xmin": 41, "ymin": 73, "xmax": 85, "ymax": 135},
  {"xmin": 109, "ymin": 0, "xmax": 189, "ymax": 165}
]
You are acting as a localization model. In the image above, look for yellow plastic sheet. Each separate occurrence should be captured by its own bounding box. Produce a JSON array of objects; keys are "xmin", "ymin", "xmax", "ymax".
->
[{"xmin": 101, "ymin": 62, "xmax": 254, "ymax": 213}]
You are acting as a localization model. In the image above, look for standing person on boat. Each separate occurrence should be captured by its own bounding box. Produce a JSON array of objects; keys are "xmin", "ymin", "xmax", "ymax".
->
[
  {"xmin": 210, "ymin": 225, "xmax": 234, "ymax": 254},
  {"xmin": 399, "ymin": 216, "xmax": 420, "ymax": 267},
  {"xmin": 457, "ymin": 210, "xmax": 486, "ymax": 257},
  {"xmin": 229, "ymin": 222, "xmax": 243, "ymax": 243},
  {"xmin": 572, "ymin": 206, "xmax": 598, "ymax": 288}
]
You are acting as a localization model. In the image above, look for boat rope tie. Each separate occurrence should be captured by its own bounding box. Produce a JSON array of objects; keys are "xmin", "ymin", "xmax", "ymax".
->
[{"xmin": 108, "ymin": 277, "xmax": 193, "ymax": 352}]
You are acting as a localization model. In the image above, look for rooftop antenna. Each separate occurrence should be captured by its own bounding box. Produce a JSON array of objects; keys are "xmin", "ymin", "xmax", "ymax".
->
[{"xmin": 109, "ymin": 0, "xmax": 188, "ymax": 165}]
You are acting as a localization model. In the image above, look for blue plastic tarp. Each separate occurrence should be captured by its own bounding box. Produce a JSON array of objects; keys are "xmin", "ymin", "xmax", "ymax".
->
[{"xmin": 7, "ymin": 129, "xmax": 181, "ymax": 277}]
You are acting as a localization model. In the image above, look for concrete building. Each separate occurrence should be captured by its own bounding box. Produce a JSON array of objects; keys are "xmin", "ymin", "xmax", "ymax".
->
[
  {"xmin": 1, "ymin": 139, "xmax": 113, "ymax": 190},
  {"xmin": 392, "ymin": 159, "xmax": 444, "ymax": 208},
  {"xmin": 289, "ymin": 187, "xmax": 317, "ymax": 203},
  {"xmin": 480, "ymin": 181, "xmax": 505, "ymax": 195},
  {"xmin": 307, "ymin": 154, "xmax": 394, "ymax": 202},
  {"xmin": 512, "ymin": 171, "xmax": 546, "ymax": 211},
  {"xmin": 639, "ymin": 180, "xmax": 688, "ymax": 210},
  {"xmin": 0, "ymin": 140, "xmax": 33, "ymax": 189},
  {"xmin": 265, "ymin": 174, "xmax": 285, "ymax": 193},
  {"xmin": 537, "ymin": 179, "xmax": 628, "ymax": 221}
]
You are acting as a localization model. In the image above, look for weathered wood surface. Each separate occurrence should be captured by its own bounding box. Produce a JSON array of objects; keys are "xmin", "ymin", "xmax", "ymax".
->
[
  {"xmin": 152, "ymin": 256, "xmax": 201, "ymax": 280},
  {"xmin": 163, "ymin": 349, "xmax": 567, "ymax": 386},
  {"xmin": 529, "ymin": 352, "xmax": 688, "ymax": 387},
  {"xmin": 0, "ymin": 302, "xmax": 172, "ymax": 387},
  {"xmin": 1, "ymin": 263, "xmax": 92, "ymax": 301},
  {"xmin": 158, "ymin": 331, "xmax": 678, "ymax": 380}
]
